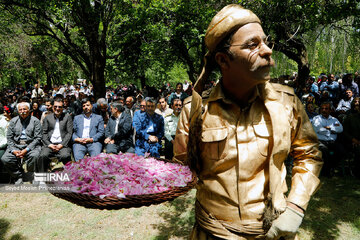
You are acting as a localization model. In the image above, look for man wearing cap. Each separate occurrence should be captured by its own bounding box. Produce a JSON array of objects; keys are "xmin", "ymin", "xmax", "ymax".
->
[{"xmin": 173, "ymin": 4, "xmax": 322, "ymax": 240}]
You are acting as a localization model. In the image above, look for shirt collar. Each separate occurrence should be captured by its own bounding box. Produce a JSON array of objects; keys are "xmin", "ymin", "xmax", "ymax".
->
[
  {"xmin": 320, "ymin": 114, "xmax": 330, "ymax": 120},
  {"xmin": 83, "ymin": 113, "xmax": 92, "ymax": 119},
  {"xmin": 20, "ymin": 115, "xmax": 31, "ymax": 123},
  {"xmin": 207, "ymin": 80, "xmax": 261, "ymax": 107},
  {"xmin": 54, "ymin": 113, "xmax": 63, "ymax": 120}
]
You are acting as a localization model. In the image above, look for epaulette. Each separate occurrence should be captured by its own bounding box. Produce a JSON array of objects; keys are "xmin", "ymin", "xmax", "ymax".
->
[
  {"xmin": 164, "ymin": 112, "xmax": 173, "ymax": 118},
  {"xmin": 271, "ymin": 83, "xmax": 295, "ymax": 96},
  {"xmin": 182, "ymin": 87, "xmax": 213, "ymax": 105},
  {"xmin": 201, "ymin": 88, "xmax": 212, "ymax": 99},
  {"xmin": 183, "ymin": 96, "xmax": 192, "ymax": 105}
]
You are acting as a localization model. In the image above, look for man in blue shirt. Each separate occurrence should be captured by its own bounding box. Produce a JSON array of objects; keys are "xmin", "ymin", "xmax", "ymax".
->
[
  {"xmin": 312, "ymin": 102, "xmax": 344, "ymax": 176},
  {"xmin": 336, "ymin": 88, "xmax": 354, "ymax": 122},
  {"xmin": 309, "ymin": 77, "xmax": 320, "ymax": 101},
  {"xmin": 340, "ymin": 73, "xmax": 359, "ymax": 98},
  {"xmin": 134, "ymin": 97, "xmax": 164, "ymax": 157},
  {"xmin": 320, "ymin": 74, "xmax": 339, "ymax": 103}
]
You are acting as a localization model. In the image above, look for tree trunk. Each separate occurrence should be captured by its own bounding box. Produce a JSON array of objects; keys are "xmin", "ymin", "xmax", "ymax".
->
[
  {"xmin": 186, "ymin": 70, "xmax": 196, "ymax": 84},
  {"xmin": 140, "ymin": 75, "xmax": 146, "ymax": 89},
  {"xmin": 296, "ymin": 46, "xmax": 310, "ymax": 90},
  {"xmin": 342, "ymin": 34, "xmax": 347, "ymax": 72},
  {"xmin": 90, "ymin": 58, "xmax": 106, "ymax": 100},
  {"xmin": 177, "ymin": 39, "xmax": 197, "ymax": 84},
  {"xmin": 87, "ymin": 27, "xmax": 107, "ymax": 100},
  {"xmin": 45, "ymin": 69, "xmax": 52, "ymax": 89},
  {"xmin": 279, "ymin": 40, "xmax": 310, "ymax": 90},
  {"xmin": 297, "ymin": 60, "xmax": 310, "ymax": 89}
]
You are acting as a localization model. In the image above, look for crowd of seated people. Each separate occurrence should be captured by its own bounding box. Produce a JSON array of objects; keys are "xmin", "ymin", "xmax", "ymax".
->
[
  {"xmin": 1, "ymin": 73, "xmax": 360, "ymax": 185},
  {"xmin": 0, "ymin": 81, "xmax": 189, "ymax": 184},
  {"xmin": 296, "ymin": 72, "xmax": 360, "ymax": 178}
]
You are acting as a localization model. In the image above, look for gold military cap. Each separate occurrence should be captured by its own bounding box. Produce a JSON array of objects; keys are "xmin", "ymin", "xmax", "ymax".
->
[{"xmin": 204, "ymin": 4, "xmax": 261, "ymax": 52}]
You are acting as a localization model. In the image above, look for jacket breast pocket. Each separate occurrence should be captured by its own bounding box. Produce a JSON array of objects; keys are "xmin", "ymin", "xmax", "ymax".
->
[
  {"xmin": 252, "ymin": 121, "xmax": 271, "ymax": 157},
  {"xmin": 201, "ymin": 127, "xmax": 228, "ymax": 160}
]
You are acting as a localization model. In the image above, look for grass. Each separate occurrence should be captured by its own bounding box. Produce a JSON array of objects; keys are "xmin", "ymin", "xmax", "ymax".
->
[{"xmin": 0, "ymin": 177, "xmax": 359, "ymax": 240}]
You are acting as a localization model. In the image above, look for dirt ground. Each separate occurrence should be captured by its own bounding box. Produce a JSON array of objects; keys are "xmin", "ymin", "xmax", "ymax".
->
[{"xmin": 0, "ymin": 177, "xmax": 359, "ymax": 240}]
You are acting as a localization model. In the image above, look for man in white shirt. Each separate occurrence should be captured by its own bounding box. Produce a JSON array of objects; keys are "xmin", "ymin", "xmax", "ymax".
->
[
  {"xmin": 72, "ymin": 98, "xmax": 104, "ymax": 161},
  {"xmin": 125, "ymin": 96, "xmax": 135, "ymax": 117},
  {"xmin": 164, "ymin": 98, "xmax": 182, "ymax": 159},
  {"xmin": 336, "ymin": 88, "xmax": 354, "ymax": 122},
  {"xmin": 155, "ymin": 97, "xmax": 173, "ymax": 118},
  {"xmin": 312, "ymin": 102, "xmax": 344, "ymax": 176},
  {"xmin": 31, "ymin": 84, "xmax": 45, "ymax": 99},
  {"xmin": 37, "ymin": 98, "xmax": 73, "ymax": 172},
  {"xmin": 104, "ymin": 103, "xmax": 134, "ymax": 154}
]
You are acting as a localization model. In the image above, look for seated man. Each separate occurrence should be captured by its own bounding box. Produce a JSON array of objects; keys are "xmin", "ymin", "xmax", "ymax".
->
[
  {"xmin": 40, "ymin": 98, "xmax": 54, "ymax": 124},
  {"xmin": 132, "ymin": 99, "xmax": 146, "ymax": 145},
  {"xmin": 125, "ymin": 96, "xmax": 136, "ymax": 117},
  {"xmin": 104, "ymin": 102, "xmax": 134, "ymax": 154},
  {"xmin": 155, "ymin": 97, "xmax": 173, "ymax": 118},
  {"xmin": 320, "ymin": 74, "xmax": 339, "ymax": 103},
  {"xmin": 0, "ymin": 103, "xmax": 10, "ymax": 183},
  {"xmin": 340, "ymin": 73, "xmax": 359, "ymax": 98},
  {"xmin": 312, "ymin": 102, "xmax": 344, "ymax": 176},
  {"xmin": 336, "ymin": 88, "xmax": 354, "ymax": 121},
  {"xmin": 134, "ymin": 97, "xmax": 164, "ymax": 157},
  {"xmin": 343, "ymin": 97, "xmax": 360, "ymax": 178},
  {"xmin": 132, "ymin": 99, "xmax": 146, "ymax": 129},
  {"xmin": 1, "ymin": 102, "xmax": 42, "ymax": 184},
  {"xmin": 93, "ymin": 98, "xmax": 110, "ymax": 127},
  {"xmin": 37, "ymin": 98, "xmax": 73, "ymax": 172},
  {"xmin": 0, "ymin": 103, "xmax": 9, "ymax": 160},
  {"xmin": 72, "ymin": 98, "xmax": 104, "ymax": 161},
  {"xmin": 164, "ymin": 98, "xmax": 182, "ymax": 159}
]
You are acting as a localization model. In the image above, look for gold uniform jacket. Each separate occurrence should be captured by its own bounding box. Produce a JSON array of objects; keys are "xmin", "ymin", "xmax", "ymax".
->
[{"xmin": 173, "ymin": 81, "xmax": 323, "ymax": 238}]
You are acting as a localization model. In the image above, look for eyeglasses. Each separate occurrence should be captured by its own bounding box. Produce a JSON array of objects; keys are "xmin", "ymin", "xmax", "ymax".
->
[
  {"xmin": 140, "ymin": 105, "xmax": 146, "ymax": 107},
  {"xmin": 226, "ymin": 35, "xmax": 274, "ymax": 51},
  {"xmin": 54, "ymin": 106, "xmax": 63, "ymax": 109}
]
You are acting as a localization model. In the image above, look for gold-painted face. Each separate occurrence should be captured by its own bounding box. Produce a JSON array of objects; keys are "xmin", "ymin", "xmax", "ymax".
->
[{"xmin": 224, "ymin": 23, "xmax": 274, "ymax": 90}]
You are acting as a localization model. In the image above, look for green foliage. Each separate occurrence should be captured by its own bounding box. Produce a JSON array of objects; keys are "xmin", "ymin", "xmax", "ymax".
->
[
  {"xmin": 167, "ymin": 62, "xmax": 190, "ymax": 87},
  {"xmin": 0, "ymin": 0, "xmax": 360, "ymax": 93},
  {"xmin": 0, "ymin": 9, "xmax": 81, "ymax": 88},
  {"xmin": 244, "ymin": 1, "xmax": 356, "ymax": 76},
  {"xmin": 270, "ymin": 52, "xmax": 298, "ymax": 77}
]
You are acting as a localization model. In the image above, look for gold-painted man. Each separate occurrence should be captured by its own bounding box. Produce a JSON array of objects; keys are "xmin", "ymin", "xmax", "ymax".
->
[{"xmin": 173, "ymin": 4, "xmax": 323, "ymax": 240}]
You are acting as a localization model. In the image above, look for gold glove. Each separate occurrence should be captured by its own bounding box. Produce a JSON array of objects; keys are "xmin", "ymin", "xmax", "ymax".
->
[{"xmin": 265, "ymin": 207, "xmax": 304, "ymax": 240}]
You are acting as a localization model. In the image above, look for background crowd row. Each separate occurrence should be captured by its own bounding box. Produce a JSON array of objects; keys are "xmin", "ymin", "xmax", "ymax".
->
[{"xmin": 0, "ymin": 72, "xmax": 360, "ymax": 184}]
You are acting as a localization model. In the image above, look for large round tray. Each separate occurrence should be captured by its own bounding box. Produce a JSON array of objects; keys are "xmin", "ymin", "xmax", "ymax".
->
[{"xmin": 47, "ymin": 157, "xmax": 197, "ymax": 210}]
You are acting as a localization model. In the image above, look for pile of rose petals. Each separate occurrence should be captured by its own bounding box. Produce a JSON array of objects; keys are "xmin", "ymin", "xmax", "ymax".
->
[{"xmin": 60, "ymin": 153, "xmax": 193, "ymax": 199}]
